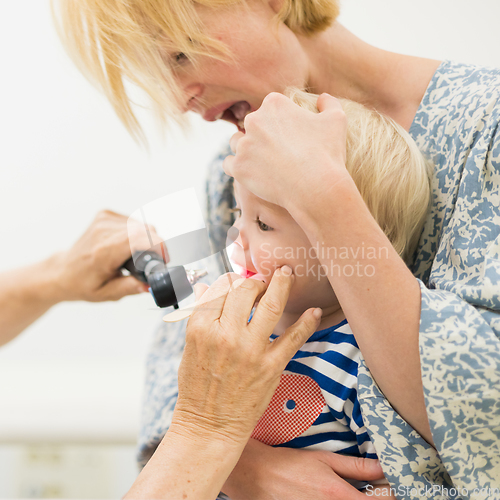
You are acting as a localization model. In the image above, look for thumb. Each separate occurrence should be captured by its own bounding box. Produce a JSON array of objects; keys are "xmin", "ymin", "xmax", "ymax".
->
[
  {"xmin": 272, "ymin": 308, "xmax": 322, "ymax": 367},
  {"xmin": 321, "ymin": 453, "xmax": 385, "ymax": 481},
  {"xmin": 317, "ymin": 92, "xmax": 343, "ymax": 113},
  {"xmin": 96, "ymin": 276, "xmax": 146, "ymax": 301}
]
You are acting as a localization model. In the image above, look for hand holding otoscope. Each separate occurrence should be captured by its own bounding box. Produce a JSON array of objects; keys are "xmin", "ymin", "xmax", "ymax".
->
[
  {"xmin": 0, "ymin": 210, "xmax": 160, "ymax": 347},
  {"xmin": 0, "ymin": 199, "xmax": 237, "ymax": 348}
]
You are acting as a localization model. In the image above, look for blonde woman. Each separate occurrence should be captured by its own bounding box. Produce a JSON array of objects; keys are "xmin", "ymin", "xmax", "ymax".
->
[{"xmin": 54, "ymin": 0, "xmax": 500, "ymax": 497}]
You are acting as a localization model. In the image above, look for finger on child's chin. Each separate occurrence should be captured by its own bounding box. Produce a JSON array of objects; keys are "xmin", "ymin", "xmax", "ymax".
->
[
  {"xmin": 195, "ymin": 273, "xmax": 245, "ymax": 308},
  {"xmin": 247, "ymin": 273, "xmax": 268, "ymax": 302},
  {"xmin": 250, "ymin": 266, "xmax": 294, "ymax": 334},
  {"xmin": 248, "ymin": 273, "xmax": 267, "ymax": 283},
  {"xmin": 193, "ymin": 283, "xmax": 209, "ymax": 301},
  {"xmin": 190, "ymin": 273, "xmax": 245, "ymax": 325}
]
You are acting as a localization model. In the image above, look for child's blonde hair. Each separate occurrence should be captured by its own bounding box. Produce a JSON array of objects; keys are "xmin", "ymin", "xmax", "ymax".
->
[
  {"xmin": 52, "ymin": 0, "xmax": 340, "ymax": 140},
  {"xmin": 287, "ymin": 89, "xmax": 431, "ymax": 265}
]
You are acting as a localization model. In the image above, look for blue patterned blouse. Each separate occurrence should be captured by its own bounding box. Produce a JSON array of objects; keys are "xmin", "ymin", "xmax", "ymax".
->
[{"xmin": 358, "ymin": 61, "xmax": 500, "ymax": 499}]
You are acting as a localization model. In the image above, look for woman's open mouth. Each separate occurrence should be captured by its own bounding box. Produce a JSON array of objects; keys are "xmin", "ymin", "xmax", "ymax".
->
[{"xmin": 214, "ymin": 101, "xmax": 252, "ymax": 132}]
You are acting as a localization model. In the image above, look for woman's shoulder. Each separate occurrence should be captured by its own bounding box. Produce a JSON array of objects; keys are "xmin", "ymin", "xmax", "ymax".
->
[
  {"xmin": 434, "ymin": 60, "xmax": 500, "ymax": 90},
  {"xmin": 410, "ymin": 60, "xmax": 500, "ymax": 161},
  {"xmin": 422, "ymin": 60, "xmax": 500, "ymax": 107}
]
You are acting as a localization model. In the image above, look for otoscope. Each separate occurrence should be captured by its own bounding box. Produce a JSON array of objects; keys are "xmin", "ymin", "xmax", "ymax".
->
[
  {"xmin": 121, "ymin": 224, "xmax": 236, "ymax": 309},
  {"xmin": 122, "ymin": 251, "xmax": 207, "ymax": 309}
]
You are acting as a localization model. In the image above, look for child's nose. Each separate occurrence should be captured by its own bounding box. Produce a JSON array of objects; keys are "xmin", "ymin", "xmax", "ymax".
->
[
  {"xmin": 234, "ymin": 232, "xmax": 245, "ymax": 249},
  {"xmin": 232, "ymin": 223, "xmax": 249, "ymax": 250}
]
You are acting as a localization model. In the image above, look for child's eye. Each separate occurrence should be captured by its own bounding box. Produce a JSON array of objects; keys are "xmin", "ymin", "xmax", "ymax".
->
[
  {"xmin": 229, "ymin": 207, "xmax": 241, "ymax": 218},
  {"xmin": 256, "ymin": 218, "xmax": 273, "ymax": 232}
]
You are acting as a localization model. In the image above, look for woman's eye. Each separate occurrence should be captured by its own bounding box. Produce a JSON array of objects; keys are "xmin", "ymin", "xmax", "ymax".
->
[
  {"xmin": 173, "ymin": 52, "xmax": 188, "ymax": 65},
  {"xmin": 257, "ymin": 218, "xmax": 273, "ymax": 232}
]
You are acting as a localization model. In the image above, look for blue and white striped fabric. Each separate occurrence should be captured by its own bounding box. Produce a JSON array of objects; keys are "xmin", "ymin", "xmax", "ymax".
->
[{"xmin": 261, "ymin": 320, "xmax": 377, "ymax": 459}]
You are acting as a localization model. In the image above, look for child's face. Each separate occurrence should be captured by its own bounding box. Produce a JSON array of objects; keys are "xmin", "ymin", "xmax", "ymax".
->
[{"xmin": 230, "ymin": 182, "xmax": 338, "ymax": 314}]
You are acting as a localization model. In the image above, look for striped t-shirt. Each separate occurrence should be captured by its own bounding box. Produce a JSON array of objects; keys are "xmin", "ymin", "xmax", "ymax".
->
[{"xmin": 251, "ymin": 319, "xmax": 377, "ymax": 459}]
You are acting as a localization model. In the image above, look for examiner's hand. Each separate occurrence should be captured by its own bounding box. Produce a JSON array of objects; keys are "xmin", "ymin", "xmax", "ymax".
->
[
  {"xmin": 126, "ymin": 267, "xmax": 323, "ymax": 499},
  {"xmin": 0, "ymin": 209, "xmax": 166, "ymax": 347},
  {"xmin": 51, "ymin": 209, "xmax": 165, "ymax": 302},
  {"xmin": 172, "ymin": 267, "xmax": 322, "ymax": 446},
  {"xmin": 223, "ymin": 92, "xmax": 349, "ymax": 214}
]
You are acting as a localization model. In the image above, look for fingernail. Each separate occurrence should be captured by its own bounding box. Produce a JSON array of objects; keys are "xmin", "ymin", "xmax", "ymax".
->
[
  {"xmin": 281, "ymin": 265, "xmax": 292, "ymax": 276},
  {"xmin": 313, "ymin": 308, "xmax": 323, "ymax": 320}
]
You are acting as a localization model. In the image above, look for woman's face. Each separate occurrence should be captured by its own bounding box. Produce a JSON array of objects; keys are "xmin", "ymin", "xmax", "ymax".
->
[
  {"xmin": 230, "ymin": 182, "xmax": 338, "ymax": 314},
  {"xmin": 170, "ymin": 0, "xmax": 310, "ymax": 129}
]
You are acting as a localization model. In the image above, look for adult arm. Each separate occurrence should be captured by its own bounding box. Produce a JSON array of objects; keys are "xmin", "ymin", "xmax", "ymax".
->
[
  {"xmin": 295, "ymin": 173, "xmax": 430, "ymax": 442},
  {"xmin": 125, "ymin": 268, "xmax": 322, "ymax": 499},
  {"xmin": 0, "ymin": 210, "xmax": 162, "ymax": 346}
]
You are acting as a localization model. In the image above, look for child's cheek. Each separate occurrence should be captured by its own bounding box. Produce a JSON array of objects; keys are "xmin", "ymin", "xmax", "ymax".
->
[{"xmin": 254, "ymin": 243, "xmax": 280, "ymax": 281}]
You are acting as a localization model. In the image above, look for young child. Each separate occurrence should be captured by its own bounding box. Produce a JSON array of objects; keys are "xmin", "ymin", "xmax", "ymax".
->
[{"xmin": 228, "ymin": 89, "xmax": 431, "ymax": 494}]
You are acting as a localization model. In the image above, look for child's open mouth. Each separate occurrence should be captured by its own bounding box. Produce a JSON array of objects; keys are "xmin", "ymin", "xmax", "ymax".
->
[
  {"xmin": 227, "ymin": 252, "xmax": 264, "ymax": 281},
  {"xmin": 239, "ymin": 269, "xmax": 267, "ymax": 283}
]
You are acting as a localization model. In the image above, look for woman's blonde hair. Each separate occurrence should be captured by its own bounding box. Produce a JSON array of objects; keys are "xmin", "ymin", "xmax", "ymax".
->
[
  {"xmin": 52, "ymin": 0, "xmax": 340, "ymax": 140},
  {"xmin": 287, "ymin": 89, "xmax": 431, "ymax": 265}
]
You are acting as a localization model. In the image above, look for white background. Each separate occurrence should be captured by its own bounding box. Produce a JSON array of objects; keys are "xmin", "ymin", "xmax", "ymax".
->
[{"xmin": 1, "ymin": 0, "xmax": 500, "ymax": 492}]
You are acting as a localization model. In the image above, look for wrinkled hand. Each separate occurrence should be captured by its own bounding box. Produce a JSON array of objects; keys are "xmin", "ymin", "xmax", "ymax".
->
[
  {"xmin": 223, "ymin": 92, "xmax": 349, "ymax": 211},
  {"xmin": 51, "ymin": 210, "xmax": 166, "ymax": 302},
  {"xmin": 223, "ymin": 439, "xmax": 385, "ymax": 500},
  {"xmin": 171, "ymin": 267, "xmax": 322, "ymax": 448}
]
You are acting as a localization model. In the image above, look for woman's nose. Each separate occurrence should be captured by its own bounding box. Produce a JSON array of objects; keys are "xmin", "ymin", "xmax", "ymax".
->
[{"xmin": 182, "ymin": 83, "xmax": 204, "ymax": 113}]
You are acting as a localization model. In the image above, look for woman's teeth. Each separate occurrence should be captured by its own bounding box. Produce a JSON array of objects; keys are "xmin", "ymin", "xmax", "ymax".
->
[
  {"xmin": 213, "ymin": 109, "xmax": 242, "ymax": 126},
  {"xmin": 213, "ymin": 101, "xmax": 251, "ymax": 130}
]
